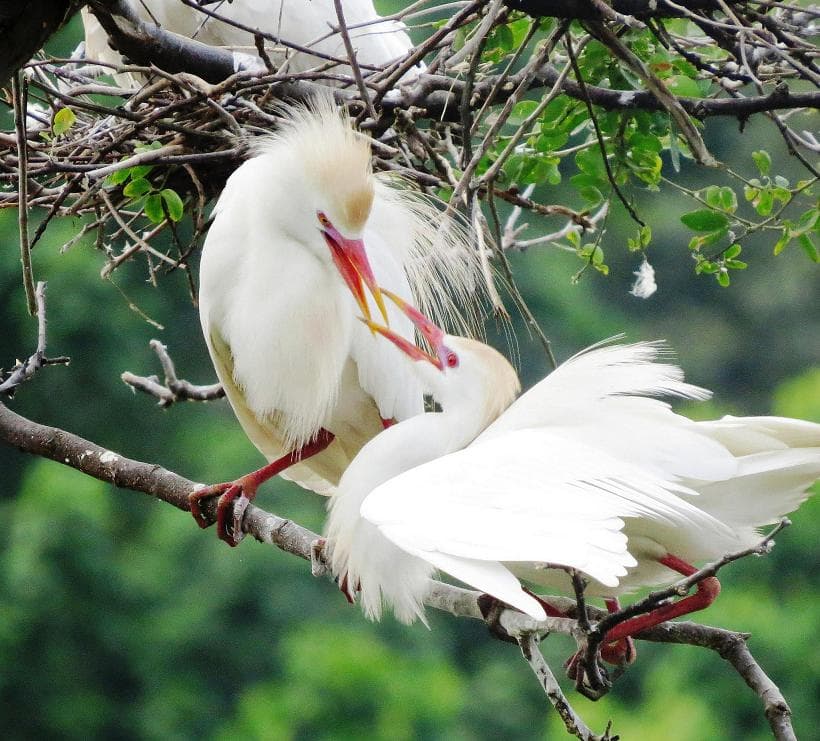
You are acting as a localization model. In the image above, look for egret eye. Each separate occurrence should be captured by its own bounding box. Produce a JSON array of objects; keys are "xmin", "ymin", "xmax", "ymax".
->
[
  {"xmin": 446, "ymin": 351, "xmax": 459, "ymax": 368},
  {"xmin": 317, "ymin": 212, "xmax": 331, "ymax": 228}
]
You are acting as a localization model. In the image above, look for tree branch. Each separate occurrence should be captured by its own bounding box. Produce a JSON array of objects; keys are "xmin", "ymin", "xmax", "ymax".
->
[
  {"xmin": 0, "ymin": 282, "xmax": 70, "ymax": 396},
  {"xmin": 0, "ymin": 0, "xmax": 80, "ymax": 85},
  {"xmin": 120, "ymin": 339, "xmax": 224, "ymax": 407},
  {"xmin": 503, "ymin": 0, "xmax": 724, "ymax": 19},
  {"xmin": 0, "ymin": 396, "xmax": 800, "ymax": 739}
]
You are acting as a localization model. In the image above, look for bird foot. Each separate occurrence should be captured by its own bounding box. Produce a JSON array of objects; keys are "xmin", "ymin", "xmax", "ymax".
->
[
  {"xmin": 476, "ymin": 594, "xmax": 524, "ymax": 644},
  {"xmin": 565, "ymin": 650, "xmax": 612, "ymax": 700},
  {"xmin": 600, "ymin": 636, "xmax": 637, "ymax": 666},
  {"xmin": 188, "ymin": 475, "xmax": 258, "ymax": 547},
  {"xmin": 310, "ymin": 538, "xmax": 328, "ymax": 577}
]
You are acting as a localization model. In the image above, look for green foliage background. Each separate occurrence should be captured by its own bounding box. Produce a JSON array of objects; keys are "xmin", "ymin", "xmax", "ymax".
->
[{"xmin": 0, "ymin": 10, "xmax": 818, "ymax": 741}]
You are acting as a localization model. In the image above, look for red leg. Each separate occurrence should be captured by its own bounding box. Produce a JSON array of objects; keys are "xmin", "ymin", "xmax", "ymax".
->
[
  {"xmin": 189, "ymin": 428, "xmax": 335, "ymax": 546},
  {"xmin": 603, "ymin": 554, "xmax": 721, "ymax": 644},
  {"xmin": 600, "ymin": 598, "xmax": 636, "ymax": 665},
  {"xmin": 381, "ymin": 417, "xmax": 397, "ymax": 429},
  {"xmin": 524, "ymin": 587, "xmax": 569, "ymax": 618}
]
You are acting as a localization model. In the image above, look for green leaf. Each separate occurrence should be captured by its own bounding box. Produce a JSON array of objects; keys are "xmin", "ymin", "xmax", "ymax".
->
[
  {"xmin": 129, "ymin": 164, "xmax": 154, "ymax": 180},
  {"xmin": 144, "ymin": 193, "xmax": 165, "ymax": 224},
  {"xmin": 797, "ymin": 233, "xmax": 819, "ymax": 263},
  {"xmin": 752, "ymin": 150, "xmax": 771, "ymax": 176},
  {"xmin": 106, "ymin": 168, "xmax": 132, "ymax": 186},
  {"xmin": 696, "ymin": 261, "xmax": 719, "ymax": 274},
  {"xmin": 52, "ymin": 107, "xmax": 76, "ymax": 136},
  {"xmin": 160, "ymin": 189, "xmax": 184, "ymax": 222},
  {"xmin": 628, "ymin": 225, "xmax": 652, "ymax": 251},
  {"xmin": 702, "ymin": 186, "xmax": 737, "ymax": 213},
  {"xmin": 491, "ymin": 24, "xmax": 514, "ymax": 52},
  {"xmin": 773, "ymin": 229, "xmax": 791, "ymax": 256},
  {"xmin": 754, "ymin": 189, "xmax": 774, "ymax": 216},
  {"xmin": 724, "ymin": 243, "xmax": 741, "ymax": 260},
  {"xmin": 789, "ymin": 208, "xmax": 819, "ymax": 238},
  {"xmin": 508, "ymin": 100, "xmax": 539, "ymax": 127},
  {"xmin": 578, "ymin": 186, "xmax": 604, "ymax": 204},
  {"xmin": 717, "ymin": 270, "xmax": 731, "ymax": 287},
  {"xmin": 725, "ymin": 259, "xmax": 747, "ymax": 270},
  {"xmin": 680, "ymin": 209, "xmax": 729, "ymax": 232},
  {"xmin": 667, "ymin": 75, "xmax": 701, "ymax": 97},
  {"xmin": 123, "ymin": 178, "xmax": 152, "ymax": 198}
]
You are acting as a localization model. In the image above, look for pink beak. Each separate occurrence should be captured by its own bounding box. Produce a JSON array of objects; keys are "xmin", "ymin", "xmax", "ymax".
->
[
  {"xmin": 361, "ymin": 288, "xmax": 447, "ymax": 370},
  {"xmin": 323, "ymin": 227, "xmax": 389, "ymax": 325}
]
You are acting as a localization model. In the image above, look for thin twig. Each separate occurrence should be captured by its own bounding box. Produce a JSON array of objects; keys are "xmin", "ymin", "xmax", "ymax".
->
[
  {"xmin": 518, "ymin": 634, "xmax": 614, "ymax": 741},
  {"xmin": 0, "ymin": 282, "xmax": 70, "ymax": 395},
  {"xmin": 121, "ymin": 340, "xmax": 224, "ymax": 407},
  {"xmin": 333, "ymin": 0, "xmax": 378, "ymax": 121},
  {"xmin": 12, "ymin": 71, "xmax": 36, "ymax": 315},
  {"xmin": 564, "ymin": 35, "xmax": 645, "ymax": 229}
]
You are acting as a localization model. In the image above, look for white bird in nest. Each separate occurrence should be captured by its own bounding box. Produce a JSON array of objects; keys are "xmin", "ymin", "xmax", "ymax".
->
[
  {"xmin": 191, "ymin": 96, "xmax": 482, "ymax": 545},
  {"xmin": 326, "ymin": 292, "xmax": 820, "ymax": 667},
  {"xmin": 81, "ymin": 0, "xmax": 424, "ymax": 88}
]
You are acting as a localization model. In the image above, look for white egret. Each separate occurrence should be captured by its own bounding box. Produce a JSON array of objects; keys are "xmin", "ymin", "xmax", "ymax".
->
[
  {"xmin": 82, "ymin": 0, "xmax": 423, "ymax": 87},
  {"xmin": 327, "ymin": 295, "xmax": 820, "ymax": 656},
  {"xmin": 191, "ymin": 97, "xmax": 480, "ymax": 545}
]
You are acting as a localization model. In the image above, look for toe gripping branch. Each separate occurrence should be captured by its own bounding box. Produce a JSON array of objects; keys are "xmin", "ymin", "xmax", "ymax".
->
[
  {"xmin": 575, "ymin": 554, "xmax": 721, "ymax": 697},
  {"xmin": 478, "ymin": 555, "xmax": 721, "ymax": 701},
  {"xmin": 188, "ymin": 429, "xmax": 335, "ymax": 546}
]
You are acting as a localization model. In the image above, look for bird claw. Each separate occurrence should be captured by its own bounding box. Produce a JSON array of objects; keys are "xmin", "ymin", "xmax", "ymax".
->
[
  {"xmin": 310, "ymin": 538, "xmax": 328, "ymax": 577},
  {"xmin": 565, "ymin": 651, "xmax": 612, "ymax": 700},
  {"xmin": 188, "ymin": 477, "xmax": 258, "ymax": 547},
  {"xmin": 600, "ymin": 636, "xmax": 636, "ymax": 666},
  {"xmin": 476, "ymin": 594, "xmax": 524, "ymax": 645}
]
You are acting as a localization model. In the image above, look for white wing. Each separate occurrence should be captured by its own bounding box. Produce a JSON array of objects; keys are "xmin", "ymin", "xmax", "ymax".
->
[
  {"xmin": 483, "ymin": 340, "xmax": 710, "ymax": 438},
  {"xmin": 481, "ymin": 341, "xmax": 740, "ymax": 483},
  {"xmin": 361, "ymin": 428, "xmax": 731, "ymax": 615}
]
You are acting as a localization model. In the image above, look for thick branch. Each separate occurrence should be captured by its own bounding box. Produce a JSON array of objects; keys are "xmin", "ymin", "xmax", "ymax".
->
[
  {"xmin": 88, "ymin": 0, "xmax": 249, "ymax": 83},
  {"xmin": 504, "ymin": 0, "xmax": 723, "ymax": 19},
  {"xmin": 67, "ymin": 7, "xmax": 820, "ymax": 122},
  {"xmin": 0, "ymin": 397, "xmax": 800, "ymax": 739},
  {"xmin": 0, "ymin": 1, "xmax": 80, "ymax": 85}
]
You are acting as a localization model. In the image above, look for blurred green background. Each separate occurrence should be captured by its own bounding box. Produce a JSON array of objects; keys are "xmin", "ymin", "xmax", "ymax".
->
[{"xmin": 1, "ymin": 8, "xmax": 818, "ymax": 741}]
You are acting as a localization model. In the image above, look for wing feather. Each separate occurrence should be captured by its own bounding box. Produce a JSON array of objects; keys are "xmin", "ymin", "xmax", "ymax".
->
[{"xmin": 362, "ymin": 429, "xmax": 731, "ymax": 596}]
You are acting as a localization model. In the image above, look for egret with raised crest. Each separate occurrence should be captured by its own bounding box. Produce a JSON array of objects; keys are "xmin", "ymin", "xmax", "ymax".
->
[{"xmin": 192, "ymin": 98, "xmax": 480, "ymax": 545}]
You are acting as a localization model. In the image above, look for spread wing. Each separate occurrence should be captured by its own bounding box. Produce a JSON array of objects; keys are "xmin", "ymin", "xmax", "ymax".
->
[{"xmin": 361, "ymin": 428, "xmax": 731, "ymax": 614}]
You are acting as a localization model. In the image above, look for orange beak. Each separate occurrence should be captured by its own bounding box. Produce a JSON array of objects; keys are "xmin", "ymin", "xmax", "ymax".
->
[
  {"xmin": 361, "ymin": 289, "xmax": 447, "ymax": 370},
  {"xmin": 323, "ymin": 227, "xmax": 389, "ymax": 325}
]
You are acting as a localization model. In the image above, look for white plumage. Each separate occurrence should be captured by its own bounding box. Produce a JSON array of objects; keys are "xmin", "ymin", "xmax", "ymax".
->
[
  {"xmin": 194, "ymin": 97, "xmax": 480, "ymax": 542},
  {"xmin": 82, "ymin": 0, "xmax": 423, "ymax": 87},
  {"xmin": 327, "ymin": 324, "xmax": 820, "ymax": 626}
]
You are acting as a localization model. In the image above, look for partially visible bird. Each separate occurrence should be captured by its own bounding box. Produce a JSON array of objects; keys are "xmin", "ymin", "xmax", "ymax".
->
[
  {"xmin": 82, "ymin": 0, "xmax": 424, "ymax": 88},
  {"xmin": 192, "ymin": 97, "xmax": 481, "ymax": 545},
  {"xmin": 327, "ymin": 294, "xmax": 820, "ymax": 649}
]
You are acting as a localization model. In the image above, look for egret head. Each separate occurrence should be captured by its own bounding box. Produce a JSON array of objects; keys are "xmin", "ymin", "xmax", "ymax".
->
[
  {"xmin": 365, "ymin": 290, "xmax": 521, "ymax": 423},
  {"xmin": 254, "ymin": 96, "xmax": 386, "ymax": 321}
]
